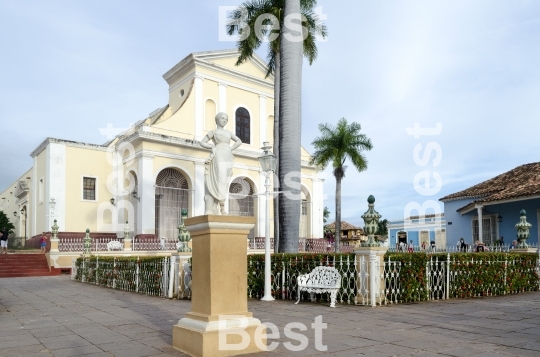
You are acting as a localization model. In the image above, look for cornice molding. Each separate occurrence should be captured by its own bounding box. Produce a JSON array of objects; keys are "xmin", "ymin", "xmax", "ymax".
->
[{"xmin": 30, "ymin": 137, "xmax": 107, "ymax": 158}]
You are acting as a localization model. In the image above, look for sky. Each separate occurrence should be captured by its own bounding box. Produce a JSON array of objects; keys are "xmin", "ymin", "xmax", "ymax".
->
[{"xmin": 1, "ymin": 0, "xmax": 539, "ymax": 227}]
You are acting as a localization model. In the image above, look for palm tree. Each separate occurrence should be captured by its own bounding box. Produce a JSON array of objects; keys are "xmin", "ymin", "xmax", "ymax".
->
[
  {"xmin": 227, "ymin": 0, "xmax": 326, "ymax": 252},
  {"xmin": 310, "ymin": 119, "xmax": 373, "ymax": 252}
]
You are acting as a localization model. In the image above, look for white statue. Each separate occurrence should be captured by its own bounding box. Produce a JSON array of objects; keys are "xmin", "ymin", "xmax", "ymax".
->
[{"xmin": 199, "ymin": 112, "xmax": 242, "ymax": 215}]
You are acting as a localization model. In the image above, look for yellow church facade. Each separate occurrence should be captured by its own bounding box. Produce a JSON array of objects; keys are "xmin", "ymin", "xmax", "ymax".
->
[{"xmin": 0, "ymin": 49, "xmax": 324, "ymax": 242}]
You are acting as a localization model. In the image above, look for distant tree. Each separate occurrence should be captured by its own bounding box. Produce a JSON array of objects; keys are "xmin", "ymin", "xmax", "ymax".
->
[
  {"xmin": 377, "ymin": 218, "xmax": 388, "ymax": 237},
  {"xmin": 310, "ymin": 118, "xmax": 373, "ymax": 252},
  {"xmin": 323, "ymin": 206, "xmax": 330, "ymax": 224},
  {"xmin": 0, "ymin": 211, "xmax": 15, "ymax": 235}
]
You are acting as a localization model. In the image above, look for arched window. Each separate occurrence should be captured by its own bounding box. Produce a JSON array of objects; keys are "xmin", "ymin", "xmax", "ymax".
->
[
  {"xmin": 155, "ymin": 168, "xmax": 190, "ymax": 239},
  {"xmin": 235, "ymin": 107, "xmax": 250, "ymax": 144}
]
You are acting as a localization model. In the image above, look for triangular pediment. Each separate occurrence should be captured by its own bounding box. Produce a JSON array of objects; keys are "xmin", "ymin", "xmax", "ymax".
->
[{"xmin": 193, "ymin": 49, "xmax": 273, "ymax": 81}]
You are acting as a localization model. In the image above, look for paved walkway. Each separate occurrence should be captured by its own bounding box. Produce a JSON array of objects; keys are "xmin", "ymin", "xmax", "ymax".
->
[{"xmin": 1, "ymin": 276, "xmax": 540, "ymax": 357}]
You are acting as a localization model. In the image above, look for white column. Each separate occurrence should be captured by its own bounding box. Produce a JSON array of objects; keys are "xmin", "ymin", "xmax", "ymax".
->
[
  {"xmin": 259, "ymin": 95, "xmax": 267, "ymax": 147},
  {"xmin": 311, "ymin": 178, "xmax": 324, "ymax": 238},
  {"xmin": 258, "ymin": 172, "xmax": 266, "ymax": 237},
  {"xmin": 194, "ymin": 75, "xmax": 204, "ymax": 141},
  {"xmin": 477, "ymin": 205, "xmax": 483, "ymax": 243},
  {"xmin": 138, "ymin": 153, "xmax": 155, "ymax": 234},
  {"xmin": 31, "ymin": 155, "xmax": 38, "ymax": 236},
  {"xmin": 194, "ymin": 162, "xmax": 205, "ymax": 217},
  {"xmin": 47, "ymin": 143, "xmax": 66, "ymax": 231},
  {"xmin": 218, "ymin": 83, "xmax": 227, "ymax": 114}
]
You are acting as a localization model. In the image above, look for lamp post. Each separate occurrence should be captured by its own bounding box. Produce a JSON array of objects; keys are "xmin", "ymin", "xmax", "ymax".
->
[{"xmin": 258, "ymin": 142, "xmax": 277, "ymax": 301}]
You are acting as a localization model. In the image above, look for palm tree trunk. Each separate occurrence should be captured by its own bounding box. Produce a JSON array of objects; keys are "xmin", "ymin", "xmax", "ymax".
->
[
  {"xmin": 273, "ymin": 50, "xmax": 280, "ymax": 253},
  {"xmin": 278, "ymin": 0, "xmax": 302, "ymax": 253},
  {"xmin": 335, "ymin": 176, "xmax": 341, "ymax": 253}
]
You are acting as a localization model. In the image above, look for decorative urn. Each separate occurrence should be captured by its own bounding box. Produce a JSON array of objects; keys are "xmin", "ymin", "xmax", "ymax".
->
[
  {"xmin": 83, "ymin": 229, "xmax": 92, "ymax": 256},
  {"xmin": 361, "ymin": 195, "xmax": 382, "ymax": 247},
  {"xmin": 515, "ymin": 209, "xmax": 532, "ymax": 248},
  {"xmin": 177, "ymin": 208, "xmax": 191, "ymax": 252}
]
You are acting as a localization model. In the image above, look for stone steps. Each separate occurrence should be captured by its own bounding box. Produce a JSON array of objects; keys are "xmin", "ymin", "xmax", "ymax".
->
[{"xmin": 0, "ymin": 254, "xmax": 63, "ymax": 278}]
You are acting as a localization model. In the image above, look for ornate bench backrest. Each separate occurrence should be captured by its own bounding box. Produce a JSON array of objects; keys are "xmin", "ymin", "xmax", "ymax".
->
[{"xmin": 299, "ymin": 266, "xmax": 341, "ymax": 288}]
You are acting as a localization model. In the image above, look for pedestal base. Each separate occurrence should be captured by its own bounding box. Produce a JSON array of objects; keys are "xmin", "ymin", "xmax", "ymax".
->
[{"xmin": 173, "ymin": 317, "xmax": 266, "ymax": 357}]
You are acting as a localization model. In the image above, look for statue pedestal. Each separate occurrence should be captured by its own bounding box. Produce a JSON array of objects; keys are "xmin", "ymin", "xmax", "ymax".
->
[{"xmin": 172, "ymin": 215, "xmax": 265, "ymax": 357}]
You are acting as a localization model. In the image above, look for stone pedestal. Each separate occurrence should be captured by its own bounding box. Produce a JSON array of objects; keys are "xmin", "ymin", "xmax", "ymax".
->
[
  {"xmin": 354, "ymin": 246, "xmax": 388, "ymax": 306},
  {"xmin": 50, "ymin": 238, "xmax": 59, "ymax": 253},
  {"xmin": 123, "ymin": 238, "xmax": 132, "ymax": 251},
  {"xmin": 172, "ymin": 215, "xmax": 265, "ymax": 357}
]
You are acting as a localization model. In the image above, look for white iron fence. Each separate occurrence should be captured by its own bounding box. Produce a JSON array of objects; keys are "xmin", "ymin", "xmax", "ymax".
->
[
  {"xmin": 72, "ymin": 256, "xmax": 171, "ymax": 297},
  {"xmin": 59, "ymin": 237, "xmax": 124, "ymax": 252},
  {"xmin": 73, "ymin": 252, "xmax": 540, "ymax": 307}
]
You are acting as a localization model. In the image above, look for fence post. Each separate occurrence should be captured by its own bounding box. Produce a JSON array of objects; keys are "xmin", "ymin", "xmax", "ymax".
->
[
  {"xmin": 504, "ymin": 253, "xmax": 508, "ymax": 294},
  {"xmin": 369, "ymin": 252, "xmax": 376, "ymax": 307},
  {"xmin": 136, "ymin": 257, "xmax": 140, "ymax": 293},
  {"xmin": 95, "ymin": 256, "xmax": 99, "ymax": 285},
  {"xmin": 426, "ymin": 258, "xmax": 430, "ymax": 300},
  {"xmin": 169, "ymin": 255, "xmax": 177, "ymax": 299},
  {"xmin": 281, "ymin": 261, "xmax": 286, "ymax": 300},
  {"xmin": 113, "ymin": 257, "xmax": 116, "ymax": 289},
  {"xmin": 446, "ymin": 253, "xmax": 450, "ymax": 300}
]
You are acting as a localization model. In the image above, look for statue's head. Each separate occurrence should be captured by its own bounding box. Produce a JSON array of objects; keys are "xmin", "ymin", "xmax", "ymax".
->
[{"xmin": 215, "ymin": 112, "xmax": 228, "ymax": 127}]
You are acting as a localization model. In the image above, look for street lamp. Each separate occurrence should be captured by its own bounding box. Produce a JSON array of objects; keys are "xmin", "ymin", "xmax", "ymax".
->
[{"xmin": 258, "ymin": 141, "xmax": 277, "ymax": 302}]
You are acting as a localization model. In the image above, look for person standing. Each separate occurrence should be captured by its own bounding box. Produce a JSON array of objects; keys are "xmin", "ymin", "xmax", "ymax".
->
[
  {"xmin": 0, "ymin": 229, "xmax": 8, "ymax": 254},
  {"xmin": 408, "ymin": 240, "xmax": 414, "ymax": 253},
  {"xmin": 421, "ymin": 240, "xmax": 427, "ymax": 251},
  {"xmin": 40, "ymin": 233, "xmax": 47, "ymax": 254}
]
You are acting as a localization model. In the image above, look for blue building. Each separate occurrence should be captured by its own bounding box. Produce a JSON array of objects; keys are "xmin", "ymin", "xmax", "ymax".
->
[
  {"xmin": 440, "ymin": 163, "xmax": 540, "ymax": 247},
  {"xmin": 388, "ymin": 214, "xmax": 446, "ymax": 248}
]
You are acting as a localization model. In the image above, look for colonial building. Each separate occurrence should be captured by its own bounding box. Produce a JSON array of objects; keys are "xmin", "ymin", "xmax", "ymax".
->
[
  {"xmin": 440, "ymin": 162, "xmax": 540, "ymax": 246},
  {"xmin": 388, "ymin": 214, "xmax": 446, "ymax": 248},
  {"xmin": 0, "ymin": 49, "xmax": 324, "ymax": 241}
]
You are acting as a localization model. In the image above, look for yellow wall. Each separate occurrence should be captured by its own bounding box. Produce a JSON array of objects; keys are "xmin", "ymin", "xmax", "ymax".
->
[{"xmin": 65, "ymin": 146, "xmax": 112, "ymax": 232}]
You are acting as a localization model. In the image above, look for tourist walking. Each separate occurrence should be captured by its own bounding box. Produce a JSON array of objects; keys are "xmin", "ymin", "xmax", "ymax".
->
[
  {"xmin": 421, "ymin": 240, "xmax": 426, "ymax": 251},
  {"xmin": 408, "ymin": 240, "xmax": 414, "ymax": 253},
  {"xmin": 40, "ymin": 233, "xmax": 47, "ymax": 254},
  {"xmin": 0, "ymin": 229, "xmax": 8, "ymax": 254}
]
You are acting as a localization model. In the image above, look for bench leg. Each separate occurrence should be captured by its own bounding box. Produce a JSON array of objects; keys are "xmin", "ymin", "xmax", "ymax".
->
[
  {"xmin": 295, "ymin": 288, "xmax": 301, "ymax": 305},
  {"xmin": 330, "ymin": 290, "xmax": 337, "ymax": 308}
]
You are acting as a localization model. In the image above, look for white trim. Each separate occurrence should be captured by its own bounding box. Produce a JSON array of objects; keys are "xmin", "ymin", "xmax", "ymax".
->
[
  {"xmin": 32, "ymin": 157, "xmax": 37, "ymax": 236},
  {"xmin": 167, "ymin": 72, "xmax": 196, "ymax": 93},
  {"xmin": 31, "ymin": 137, "xmax": 106, "ymax": 158},
  {"xmin": 81, "ymin": 176, "xmax": 99, "ymax": 202},
  {"xmin": 233, "ymin": 104, "xmax": 254, "ymax": 147},
  {"xmin": 459, "ymin": 195, "xmax": 540, "ymax": 214}
]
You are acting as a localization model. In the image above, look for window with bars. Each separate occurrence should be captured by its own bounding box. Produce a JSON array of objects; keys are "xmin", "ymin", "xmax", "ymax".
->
[
  {"xmin": 472, "ymin": 216, "xmax": 496, "ymax": 245},
  {"xmin": 83, "ymin": 177, "xmax": 96, "ymax": 200},
  {"xmin": 235, "ymin": 107, "xmax": 250, "ymax": 144}
]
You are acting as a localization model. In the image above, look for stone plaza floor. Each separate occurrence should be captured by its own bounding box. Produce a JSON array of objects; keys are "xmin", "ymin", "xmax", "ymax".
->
[{"xmin": 1, "ymin": 276, "xmax": 540, "ymax": 357}]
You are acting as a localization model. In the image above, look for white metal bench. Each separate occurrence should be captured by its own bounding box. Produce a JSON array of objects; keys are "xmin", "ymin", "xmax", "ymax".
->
[
  {"xmin": 107, "ymin": 241, "xmax": 123, "ymax": 251},
  {"xmin": 295, "ymin": 266, "xmax": 341, "ymax": 308}
]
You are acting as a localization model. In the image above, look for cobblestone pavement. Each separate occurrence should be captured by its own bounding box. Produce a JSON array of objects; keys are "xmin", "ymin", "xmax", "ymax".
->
[{"xmin": 1, "ymin": 276, "xmax": 540, "ymax": 357}]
